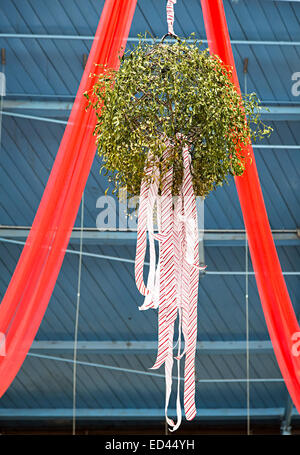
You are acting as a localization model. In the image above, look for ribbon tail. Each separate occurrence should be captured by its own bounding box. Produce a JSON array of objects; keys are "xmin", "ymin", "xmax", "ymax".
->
[{"xmin": 168, "ymin": 307, "xmax": 183, "ymax": 432}]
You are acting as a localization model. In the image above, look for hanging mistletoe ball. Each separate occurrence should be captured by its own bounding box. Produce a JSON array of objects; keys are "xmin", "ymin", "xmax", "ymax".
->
[{"xmin": 86, "ymin": 35, "xmax": 272, "ymax": 197}]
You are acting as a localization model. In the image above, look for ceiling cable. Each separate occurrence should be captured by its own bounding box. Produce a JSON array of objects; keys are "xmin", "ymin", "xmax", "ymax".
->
[
  {"xmin": 0, "ymin": 236, "xmax": 299, "ymax": 275},
  {"xmin": 244, "ymin": 58, "xmax": 251, "ymax": 436},
  {"xmin": 72, "ymin": 191, "xmax": 85, "ymax": 436}
]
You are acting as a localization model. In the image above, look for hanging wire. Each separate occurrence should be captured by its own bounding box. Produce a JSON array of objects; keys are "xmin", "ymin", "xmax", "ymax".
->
[
  {"xmin": 245, "ymin": 227, "xmax": 250, "ymax": 435},
  {"xmin": 244, "ymin": 59, "xmax": 251, "ymax": 436},
  {"xmin": 72, "ymin": 191, "xmax": 85, "ymax": 435},
  {"xmin": 0, "ymin": 236, "xmax": 298, "ymax": 275},
  {"xmin": 28, "ymin": 351, "xmax": 284, "ymax": 384}
]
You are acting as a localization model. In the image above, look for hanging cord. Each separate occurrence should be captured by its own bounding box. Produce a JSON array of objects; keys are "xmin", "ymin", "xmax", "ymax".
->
[
  {"xmin": 72, "ymin": 191, "xmax": 85, "ymax": 435},
  {"xmin": 165, "ymin": 0, "xmax": 178, "ymax": 38},
  {"xmin": 138, "ymin": 2, "xmax": 180, "ymax": 57},
  {"xmin": 245, "ymin": 222, "xmax": 250, "ymax": 435},
  {"xmin": 244, "ymin": 58, "xmax": 251, "ymax": 436}
]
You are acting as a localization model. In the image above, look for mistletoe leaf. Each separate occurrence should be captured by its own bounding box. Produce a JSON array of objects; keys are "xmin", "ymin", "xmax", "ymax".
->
[{"xmin": 86, "ymin": 35, "xmax": 272, "ymax": 198}]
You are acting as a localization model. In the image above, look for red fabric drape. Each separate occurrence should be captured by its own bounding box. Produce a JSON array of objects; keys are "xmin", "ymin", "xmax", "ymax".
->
[
  {"xmin": 0, "ymin": 0, "xmax": 137, "ymax": 397},
  {"xmin": 201, "ymin": 0, "xmax": 300, "ymax": 412}
]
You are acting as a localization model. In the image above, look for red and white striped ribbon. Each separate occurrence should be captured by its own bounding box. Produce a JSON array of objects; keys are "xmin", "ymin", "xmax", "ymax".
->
[
  {"xmin": 151, "ymin": 139, "xmax": 176, "ymax": 371},
  {"xmin": 135, "ymin": 135, "xmax": 207, "ymax": 430},
  {"xmin": 181, "ymin": 140, "xmax": 200, "ymax": 421},
  {"xmin": 135, "ymin": 163, "xmax": 153, "ymax": 298},
  {"xmin": 138, "ymin": 163, "xmax": 160, "ymax": 311},
  {"xmin": 166, "ymin": 0, "xmax": 177, "ymax": 36}
]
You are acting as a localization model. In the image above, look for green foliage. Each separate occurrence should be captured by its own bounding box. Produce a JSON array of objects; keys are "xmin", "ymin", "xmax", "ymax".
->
[{"xmin": 85, "ymin": 35, "xmax": 272, "ymax": 197}]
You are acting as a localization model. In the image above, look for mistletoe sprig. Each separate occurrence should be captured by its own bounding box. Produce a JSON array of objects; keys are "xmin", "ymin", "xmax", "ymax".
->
[{"xmin": 85, "ymin": 34, "xmax": 272, "ymax": 197}]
